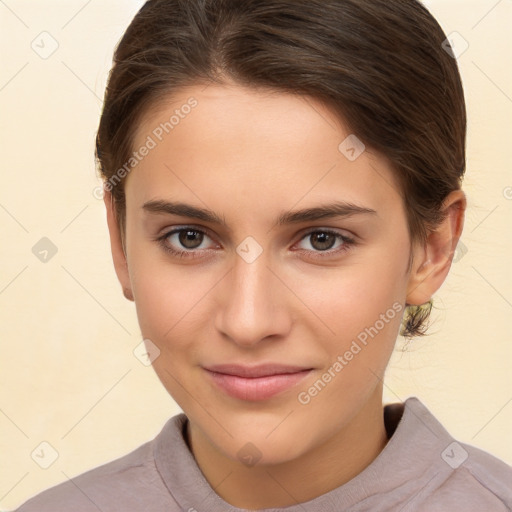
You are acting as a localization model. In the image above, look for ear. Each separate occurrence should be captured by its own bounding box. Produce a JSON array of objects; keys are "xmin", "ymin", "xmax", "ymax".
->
[
  {"xmin": 406, "ymin": 189, "xmax": 466, "ymax": 305},
  {"xmin": 103, "ymin": 189, "xmax": 134, "ymax": 302}
]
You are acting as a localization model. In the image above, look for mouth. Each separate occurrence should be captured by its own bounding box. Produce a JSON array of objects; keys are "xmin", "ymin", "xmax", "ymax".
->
[{"xmin": 203, "ymin": 364, "xmax": 313, "ymax": 401}]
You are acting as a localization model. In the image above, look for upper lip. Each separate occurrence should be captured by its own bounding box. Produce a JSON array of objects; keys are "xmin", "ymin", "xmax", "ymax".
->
[{"xmin": 204, "ymin": 364, "xmax": 312, "ymax": 378}]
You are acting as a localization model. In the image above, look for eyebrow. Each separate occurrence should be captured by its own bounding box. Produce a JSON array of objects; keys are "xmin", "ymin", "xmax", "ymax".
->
[{"xmin": 142, "ymin": 199, "xmax": 377, "ymax": 228}]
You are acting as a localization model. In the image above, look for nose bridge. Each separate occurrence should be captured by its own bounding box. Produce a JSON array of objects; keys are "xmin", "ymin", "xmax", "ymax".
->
[{"xmin": 215, "ymin": 246, "xmax": 289, "ymax": 346}]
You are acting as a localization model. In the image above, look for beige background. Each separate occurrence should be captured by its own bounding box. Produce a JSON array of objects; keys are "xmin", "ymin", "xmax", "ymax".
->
[{"xmin": 1, "ymin": 0, "xmax": 511, "ymax": 509}]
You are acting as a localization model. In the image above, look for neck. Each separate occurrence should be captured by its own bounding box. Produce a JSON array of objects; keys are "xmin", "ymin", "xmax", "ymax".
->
[{"xmin": 186, "ymin": 388, "xmax": 388, "ymax": 509}]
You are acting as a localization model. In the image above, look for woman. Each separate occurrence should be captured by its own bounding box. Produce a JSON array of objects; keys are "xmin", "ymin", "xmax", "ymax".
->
[{"xmin": 15, "ymin": 0, "xmax": 512, "ymax": 510}]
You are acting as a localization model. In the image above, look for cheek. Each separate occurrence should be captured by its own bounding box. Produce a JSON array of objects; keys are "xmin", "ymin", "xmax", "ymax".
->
[
  {"xmin": 133, "ymin": 273, "xmax": 203, "ymax": 345},
  {"xmin": 129, "ymin": 263, "xmax": 207, "ymax": 404},
  {"xmin": 127, "ymin": 245, "xmax": 197, "ymax": 344},
  {"xmin": 293, "ymin": 267, "xmax": 406, "ymax": 418},
  {"xmin": 128, "ymin": 256, "xmax": 223, "ymax": 374},
  {"xmin": 297, "ymin": 256, "xmax": 406, "ymax": 336},
  {"xmin": 292, "ymin": 246, "xmax": 408, "ymax": 377}
]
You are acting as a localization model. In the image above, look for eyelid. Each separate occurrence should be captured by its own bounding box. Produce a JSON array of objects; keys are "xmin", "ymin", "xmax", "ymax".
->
[
  {"xmin": 157, "ymin": 223, "xmax": 215, "ymax": 238},
  {"xmin": 298, "ymin": 226, "xmax": 354, "ymax": 239}
]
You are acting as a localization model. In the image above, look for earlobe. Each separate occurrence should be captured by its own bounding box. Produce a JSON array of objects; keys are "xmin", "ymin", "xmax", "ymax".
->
[
  {"xmin": 406, "ymin": 189, "xmax": 466, "ymax": 306},
  {"xmin": 103, "ymin": 189, "xmax": 135, "ymax": 302},
  {"xmin": 123, "ymin": 287, "xmax": 134, "ymax": 301}
]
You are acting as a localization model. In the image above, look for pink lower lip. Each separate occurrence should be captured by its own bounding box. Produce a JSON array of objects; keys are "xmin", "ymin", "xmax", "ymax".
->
[{"xmin": 205, "ymin": 369, "xmax": 312, "ymax": 401}]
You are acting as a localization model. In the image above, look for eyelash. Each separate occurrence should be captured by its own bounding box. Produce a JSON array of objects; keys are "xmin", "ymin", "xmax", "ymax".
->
[{"xmin": 155, "ymin": 226, "xmax": 356, "ymax": 260}]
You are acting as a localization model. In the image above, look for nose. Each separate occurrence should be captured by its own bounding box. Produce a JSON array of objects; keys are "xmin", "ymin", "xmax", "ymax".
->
[{"xmin": 214, "ymin": 249, "xmax": 292, "ymax": 348}]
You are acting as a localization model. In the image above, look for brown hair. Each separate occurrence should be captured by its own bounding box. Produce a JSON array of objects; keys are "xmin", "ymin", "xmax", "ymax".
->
[{"xmin": 95, "ymin": 0, "xmax": 466, "ymax": 339}]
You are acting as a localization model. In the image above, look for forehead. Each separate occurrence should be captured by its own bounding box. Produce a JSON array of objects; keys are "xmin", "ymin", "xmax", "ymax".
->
[{"xmin": 127, "ymin": 83, "xmax": 403, "ymax": 217}]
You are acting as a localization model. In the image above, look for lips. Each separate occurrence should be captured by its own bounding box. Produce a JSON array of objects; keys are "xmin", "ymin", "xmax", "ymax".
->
[
  {"xmin": 204, "ymin": 363, "xmax": 312, "ymax": 378},
  {"xmin": 203, "ymin": 363, "xmax": 313, "ymax": 401}
]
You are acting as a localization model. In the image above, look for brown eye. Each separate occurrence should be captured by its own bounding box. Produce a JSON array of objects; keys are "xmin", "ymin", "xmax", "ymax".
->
[
  {"xmin": 294, "ymin": 229, "xmax": 356, "ymax": 259},
  {"xmin": 178, "ymin": 229, "xmax": 204, "ymax": 249},
  {"xmin": 309, "ymin": 232, "xmax": 337, "ymax": 251}
]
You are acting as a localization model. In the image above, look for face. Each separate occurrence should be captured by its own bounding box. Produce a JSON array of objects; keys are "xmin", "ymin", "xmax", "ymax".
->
[{"xmin": 111, "ymin": 83, "xmax": 423, "ymax": 465}]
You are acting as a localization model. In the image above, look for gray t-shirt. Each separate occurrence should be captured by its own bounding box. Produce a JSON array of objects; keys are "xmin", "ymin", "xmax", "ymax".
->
[{"xmin": 13, "ymin": 397, "xmax": 512, "ymax": 511}]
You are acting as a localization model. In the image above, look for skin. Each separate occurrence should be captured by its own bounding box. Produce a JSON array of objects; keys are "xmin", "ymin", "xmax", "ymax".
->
[{"xmin": 103, "ymin": 82, "xmax": 466, "ymax": 509}]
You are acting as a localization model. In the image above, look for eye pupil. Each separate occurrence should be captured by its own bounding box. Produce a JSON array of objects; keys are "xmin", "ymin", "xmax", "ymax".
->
[
  {"xmin": 311, "ymin": 232, "xmax": 336, "ymax": 251},
  {"xmin": 179, "ymin": 230, "xmax": 203, "ymax": 249}
]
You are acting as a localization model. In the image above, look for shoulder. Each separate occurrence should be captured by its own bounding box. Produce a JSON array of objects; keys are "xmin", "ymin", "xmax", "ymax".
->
[
  {"xmin": 400, "ymin": 398, "xmax": 512, "ymax": 511},
  {"xmin": 417, "ymin": 445, "xmax": 512, "ymax": 512},
  {"xmin": 12, "ymin": 417, "xmax": 183, "ymax": 512},
  {"xmin": 441, "ymin": 441, "xmax": 512, "ymax": 507},
  {"xmin": 13, "ymin": 442, "xmax": 155, "ymax": 512}
]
